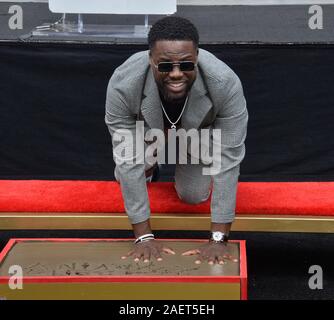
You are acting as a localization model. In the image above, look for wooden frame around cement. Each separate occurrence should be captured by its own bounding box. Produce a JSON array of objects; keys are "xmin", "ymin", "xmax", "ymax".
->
[{"xmin": 0, "ymin": 213, "xmax": 334, "ymax": 233}]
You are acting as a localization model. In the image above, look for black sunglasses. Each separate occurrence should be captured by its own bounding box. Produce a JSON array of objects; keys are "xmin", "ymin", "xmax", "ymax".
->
[{"xmin": 153, "ymin": 61, "xmax": 197, "ymax": 73}]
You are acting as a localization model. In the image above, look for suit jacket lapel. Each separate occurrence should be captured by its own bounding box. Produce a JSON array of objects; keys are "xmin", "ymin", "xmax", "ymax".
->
[
  {"xmin": 182, "ymin": 70, "xmax": 213, "ymax": 130},
  {"xmin": 140, "ymin": 69, "xmax": 164, "ymax": 131}
]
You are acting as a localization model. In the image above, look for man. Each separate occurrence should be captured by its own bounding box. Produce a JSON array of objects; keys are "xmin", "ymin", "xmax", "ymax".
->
[{"xmin": 105, "ymin": 16, "xmax": 248, "ymax": 265}]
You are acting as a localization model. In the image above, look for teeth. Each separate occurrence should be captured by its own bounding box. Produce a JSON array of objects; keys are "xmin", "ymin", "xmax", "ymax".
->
[{"xmin": 169, "ymin": 83, "xmax": 184, "ymax": 87}]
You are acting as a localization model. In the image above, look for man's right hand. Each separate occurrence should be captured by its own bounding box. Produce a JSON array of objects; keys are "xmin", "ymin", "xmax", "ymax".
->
[
  {"xmin": 121, "ymin": 239, "xmax": 175, "ymax": 263},
  {"xmin": 121, "ymin": 219, "xmax": 175, "ymax": 262}
]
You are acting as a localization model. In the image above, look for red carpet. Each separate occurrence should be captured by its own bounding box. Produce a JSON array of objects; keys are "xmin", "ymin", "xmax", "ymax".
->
[{"xmin": 0, "ymin": 180, "xmax": 333, "ymax": 216}]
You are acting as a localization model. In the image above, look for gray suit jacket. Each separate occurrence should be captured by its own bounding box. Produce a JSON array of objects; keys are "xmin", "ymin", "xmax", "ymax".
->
[{"xmin": 105, "ymin": 49, "xmax": 248, "ymax": 225}]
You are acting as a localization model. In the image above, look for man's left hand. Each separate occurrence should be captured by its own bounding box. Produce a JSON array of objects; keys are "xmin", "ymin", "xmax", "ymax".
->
[{"xmin": 182, "ymin": 242, "xmax": 238, "ymax": 265}]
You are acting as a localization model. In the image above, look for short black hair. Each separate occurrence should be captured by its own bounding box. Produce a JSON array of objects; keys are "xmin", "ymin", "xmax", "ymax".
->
[{"xmin": 148, "ymin": 16, "xmax": 199, "ymax": 50}]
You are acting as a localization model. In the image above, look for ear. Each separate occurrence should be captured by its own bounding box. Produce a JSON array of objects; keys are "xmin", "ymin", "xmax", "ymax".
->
[{"xmin": 195, "ymin": 48, "xmax": 199, "ymax": 64}]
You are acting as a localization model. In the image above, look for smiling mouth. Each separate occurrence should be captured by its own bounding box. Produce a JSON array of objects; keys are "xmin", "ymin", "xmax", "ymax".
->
[{"xmin": 166, "ymin": 82, "xmax": 186, "ymax": 92}]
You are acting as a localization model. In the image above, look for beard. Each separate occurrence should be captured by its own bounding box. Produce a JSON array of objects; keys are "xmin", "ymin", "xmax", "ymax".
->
[{"xmin": 159, "ymin": 80, "xmax": 195, "ymax": 104}]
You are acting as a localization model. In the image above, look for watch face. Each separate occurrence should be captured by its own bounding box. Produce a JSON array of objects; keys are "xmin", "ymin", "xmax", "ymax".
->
[{"xmin": 212, "ymin": 231, "xmax": 224, "ymax": 242}]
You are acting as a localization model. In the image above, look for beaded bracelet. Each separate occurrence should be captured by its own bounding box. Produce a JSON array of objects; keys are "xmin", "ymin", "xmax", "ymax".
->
[{"xmin": 134, "ymin": 233, "xmax": 155, "ymax": 244}]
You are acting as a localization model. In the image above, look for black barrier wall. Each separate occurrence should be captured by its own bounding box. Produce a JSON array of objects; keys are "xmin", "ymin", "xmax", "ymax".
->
[{"xmin": 0, "ymin": 42, "xmax": 333, "ymax": 181}]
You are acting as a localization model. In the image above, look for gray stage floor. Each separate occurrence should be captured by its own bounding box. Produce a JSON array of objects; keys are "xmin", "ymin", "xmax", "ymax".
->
[{"xmin": 0, "ymin": 2, "xmax": 333, "ymax": 43}]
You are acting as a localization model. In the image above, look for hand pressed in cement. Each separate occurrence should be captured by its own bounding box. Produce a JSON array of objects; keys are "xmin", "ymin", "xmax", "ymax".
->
[
  {"xmin": 182, "ymin": 242, "xmax": 239, "ymax": 265},
  {"xmin": 121, "ymin": 240, "xmax": 176, "ymax": 263}
]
